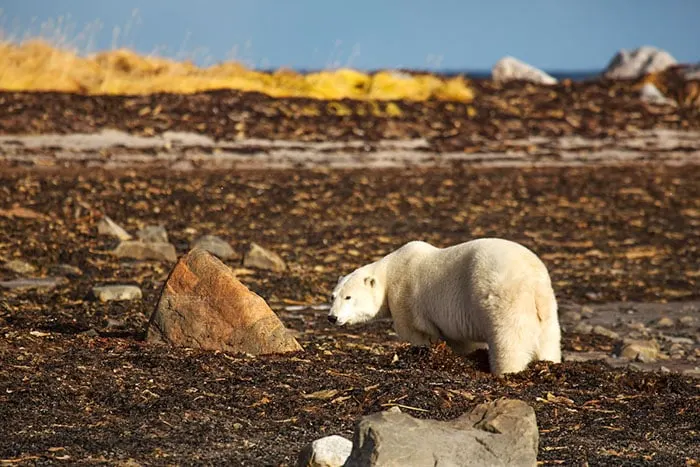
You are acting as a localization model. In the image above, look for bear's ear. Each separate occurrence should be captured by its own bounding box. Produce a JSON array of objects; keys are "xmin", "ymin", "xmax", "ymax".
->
[{"xmin": 364, "ymin": 276, "xmax": 376, "ymax": 288}]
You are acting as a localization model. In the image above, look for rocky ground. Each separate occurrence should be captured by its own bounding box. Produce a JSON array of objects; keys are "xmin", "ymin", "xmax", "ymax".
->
[{"xmin": 0, "ymin": 87, "xmax": 699, "ymax": 465}]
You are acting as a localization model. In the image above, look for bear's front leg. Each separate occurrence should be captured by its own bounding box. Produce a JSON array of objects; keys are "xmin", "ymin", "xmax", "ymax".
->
[
  {"xmin": 392, "ymin": 313, "xmax": 442, "ymax": 347},
  {"xmin": 446, "ymin": 339, "xmax": 488, "ymax": 356}
]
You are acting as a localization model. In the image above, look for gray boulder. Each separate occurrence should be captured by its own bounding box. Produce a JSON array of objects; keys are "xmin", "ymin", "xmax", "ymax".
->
[
  {"xmin": 604, "ymin": 46, "xmax": 677, "ymax": 80},
  {"xmin": 345, "ymin": 398, "xmax": 538, "ymax": 466}
]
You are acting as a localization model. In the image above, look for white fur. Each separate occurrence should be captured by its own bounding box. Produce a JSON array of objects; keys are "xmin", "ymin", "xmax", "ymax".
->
[{"xmin": 328, "ymin": 238, "xmax": 561, "ymax": 376}]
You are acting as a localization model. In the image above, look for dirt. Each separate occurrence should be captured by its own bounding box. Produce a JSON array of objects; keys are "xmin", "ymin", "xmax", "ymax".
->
[{"xmin": 0, "ymin": 89, "xmax": 699, "ymax": 466}]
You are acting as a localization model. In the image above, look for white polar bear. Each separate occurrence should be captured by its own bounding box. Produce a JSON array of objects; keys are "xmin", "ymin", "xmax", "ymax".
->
[{"xmin": 328, "ymin": 238, "xmax": 561, "ymax": 376}]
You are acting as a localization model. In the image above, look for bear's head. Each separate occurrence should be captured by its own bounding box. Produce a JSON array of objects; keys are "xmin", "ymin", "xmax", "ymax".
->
[{"xmin": 328, "ymin": 268, "xmax": 386, "ymax": 325}]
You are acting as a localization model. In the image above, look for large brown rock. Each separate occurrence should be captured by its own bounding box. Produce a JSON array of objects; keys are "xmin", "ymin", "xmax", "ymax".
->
[{"xmin": 147, "ymin": 248, "xmax": 302, "ymax": 355}]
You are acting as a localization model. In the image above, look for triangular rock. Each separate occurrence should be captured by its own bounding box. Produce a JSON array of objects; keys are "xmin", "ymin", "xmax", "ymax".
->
[{"xmin": 147, "ymin": 248, "xmax": 302, "ymax": 355}]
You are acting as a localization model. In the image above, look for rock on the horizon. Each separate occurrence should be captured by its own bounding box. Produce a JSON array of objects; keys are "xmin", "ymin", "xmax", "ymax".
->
[
  {"xmin": 297, "ymin": 435, "xmax": 353, "ymax": 467},
  {"xmin": 147, "ymin": 248, "xmax": 302, "ymax": 355},
  {"xmin": 243, "ymin": 242, "xmax": 287, "ymax": 272},
  {"xmin": 191, "ymin": 235, "xmax": 235, "ymax": 260},
  {"xmin": 137, "ymin": 225, "xmax": 169, "ymax": 244},
  {"xmin": 492, "ymin": 56, "xmax": 557, "ymax": 85},
  {"xmin": 113, "ymin": 240, "xmax": 178, "ymax": 262},
  {"xmin": 345, "ymin": 399, "xmax": 538, "ymax": 467},
  {"xmin": 92, "ymin": 285, "xmax": 143, "ymax": 302},
  {"xmin": 97, "ymin": 216, "xmax": 132, "ymax": 241},
  {"xmin": 604, "ymin": 46, "xmax": 677, "ymax": 80}
]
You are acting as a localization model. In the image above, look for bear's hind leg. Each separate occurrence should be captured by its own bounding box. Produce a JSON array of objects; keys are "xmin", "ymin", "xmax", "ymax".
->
[
  {"xmin": 536, "ymin": 320, "xmax": 562, "ymax": 363},
  {"xmin": 486, "ymin": 319, "xmax": 538, "ymax": 376}
]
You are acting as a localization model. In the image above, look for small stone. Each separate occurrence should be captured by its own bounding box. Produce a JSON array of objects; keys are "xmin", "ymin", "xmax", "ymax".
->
[
  {"xmin": 655, "ymin": 317, "xmax": 675, "ymax": 328},
  {"xmin": 678, "ymin": 316, "xmax": 695, "ymax": 327},
  {"xmin": 137, "ymin": 225, "xmax": 169, "ymax": 243},
  {"xmin": 82, "ymin": 328, "xmax": 99, "ymax": 338},
  {"xmin": 626, "ymin": 321, "xmax": 647, "ymax": 332},
  {"xmin": 0, "ymin": 277, "xmax": 68, "ymax": 291},
  {"xmin": 51, "ymin": 264, "xmax": 83, "ymax": 277},
  {"xmin": 619, "ymin": 339, "xmax": 660, "ymax": 363},
  {"xmin": 593, "ymin": 325, "xmax": 620, "ymax": 340},
  {"xmin": 113, "ymin": 240, "xmax": 178, "ymax": 262},
  {"xmin": 97, "ymin": 216, "xmax": 132, "ymax": 241},
  {"xmin": 92, "ymin": 285, "xmax": 142, "ymax": 302},
  {"xmin": 682, "ymin": 367, "xmax": 700, "ymax": 378},
  {"xmin": 232, "ymin": 423, "xmax": 243, "ymax": 430},
  {"xmin": 297, "ymin": 435, "xmax": 353, "ymax": 467},
  {"xmin": 2, "ymin": 259, "xmax": 37, "ymax": 275},
  {"xmin": 191, "ymin": 235, "xmax": 235, "ymax": 260},
  {"xmin": 663, "ymin": 335, "xmax": 695, "ymax": 346},
  {"xmin": 573, "ymin": 322, "xmax": 593, "ymax": 334},
  {"xmin": 243, "ymin": 242, "xmax": 287, "ymax": 272},
  {"xmin": 560, "ymin": 310, "xmax": 582, "ymax": 323},
  {"xmin": 105, "ymin": 318, "xmax": 125, "ymax": 329},
  {"xmin": 660, "ymin": 366, "xmax": 671, "ymax": 373},
  {"xmin": 580, "ymin": 306, "xmax": 594, "ymax": 318}
]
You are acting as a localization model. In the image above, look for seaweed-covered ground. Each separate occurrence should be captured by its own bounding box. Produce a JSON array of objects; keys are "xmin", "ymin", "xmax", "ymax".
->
[{"xmin": 0, "ymin": 88, "xmax": 699, "ymax": 466}]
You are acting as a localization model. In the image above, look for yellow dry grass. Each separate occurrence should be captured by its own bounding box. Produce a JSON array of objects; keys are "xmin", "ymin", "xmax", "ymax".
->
[{"xmin": 0, "ymin": 40, "xmax": 474, "ymax": 102}]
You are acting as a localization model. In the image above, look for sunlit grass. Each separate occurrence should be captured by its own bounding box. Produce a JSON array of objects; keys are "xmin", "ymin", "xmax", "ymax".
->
[{"xmin": 0, "ymin": 39, "xmax": 475, "ymax": 102}]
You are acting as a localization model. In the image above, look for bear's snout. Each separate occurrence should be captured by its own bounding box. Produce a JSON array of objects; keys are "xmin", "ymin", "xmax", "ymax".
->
[{"xmin": 327, "ymin": 315, "xmax": 338, "ymax": 324}]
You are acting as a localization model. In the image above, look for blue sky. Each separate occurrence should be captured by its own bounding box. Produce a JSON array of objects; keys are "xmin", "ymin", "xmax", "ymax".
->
[{"xmin": 1, "ymin": 0, "xmax": 699, "ymax": 71}]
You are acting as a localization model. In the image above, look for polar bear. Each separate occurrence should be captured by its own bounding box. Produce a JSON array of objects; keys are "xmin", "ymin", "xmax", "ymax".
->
[{"xmin": 328, "ymin": 238, "xmax": 561, "ymax": 376}]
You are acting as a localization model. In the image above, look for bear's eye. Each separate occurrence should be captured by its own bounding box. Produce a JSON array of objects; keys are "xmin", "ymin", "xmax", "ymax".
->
[{"xmin": 344, "ymin": 296, "xmax": 351, "ymax": 300}]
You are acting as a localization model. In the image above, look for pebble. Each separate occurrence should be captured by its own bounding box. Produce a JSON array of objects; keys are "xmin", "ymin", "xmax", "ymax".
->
[
  {"xmin": 82, "ymin": 328, "xmax": 99, "ymax": 338},
  {"xmin": 52, "ymin": 264, "xmax": 83, "ymax": 277},
  {"xmin": 655, "ymin": 317, "xmax": 675, "ymax": 328},
  {"xmin": 662, "ymin": 335, "xmax": 695, "ymax": 346},
  {"xmin": 2, "ymin": 259, "xmax": 37, "ymax": 275},
  {"xmin": 97, "ymin": 216, "xmax": 132, "ymax": 241},
  {"xmin": 92, "ymin": 285, "xmax": 143, "ymax": 302},
  {"xmin": 678, "ymin": 316, "xmax": 695, "ymax": 327},
  {"xmin": 656, "ymin": 316, "xmax": 676, "ymax": 328},
  {"xmin": 297, "ymin": 435, "xmax": 353, "ymax": 467},
  {"xmin": 573, "ymin": 322, "xmax": 593, "ymax": 334},
  {"xmin": 619, "ymin": 340, "xmax": 660, "ymax": 363},
  {"xmin": 113, "ymin": 240, "xmax": 178, "ymax": 262},
  {"xmin": 580, "ymin": 306, "xmax": 594, "ymax": 318},
  {"xmin": 593, "ymin": 325, "xmax": 620, "ymax": 340},
  {"xmin": 560, "ymin": 310, "xmax": 582, "ymax": 323},
  {"xmin": 137, "ymin": 225, "xmax": 169, "ymax": 243},
  {"xmin": 0, "ymin": 277, "xmax": 68, "ymax": 291},
  {"xmin": 243, "ymin": 242, "xmax": 287, "ymax": 272},
  {"xmin": 191, "ymin": 235, "xmax": 235, "ymax": 260},
  {"xmin": 626, "ymin": 321, "xmax": 647, "ymax": 332}
]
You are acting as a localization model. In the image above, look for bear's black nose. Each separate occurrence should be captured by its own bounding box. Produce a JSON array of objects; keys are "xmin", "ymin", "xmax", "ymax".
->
[{"xmin": 328, "ymin": 315, "xmax": 338, "ymax": 324}]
